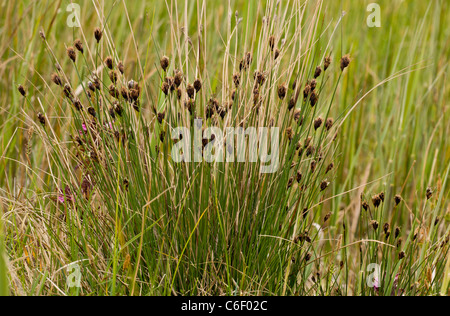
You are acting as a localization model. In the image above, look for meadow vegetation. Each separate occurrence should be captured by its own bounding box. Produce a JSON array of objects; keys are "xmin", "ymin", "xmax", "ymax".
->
[{"xmin": 0, "ymin": 0, "xmax": 449, "ymax": 296}]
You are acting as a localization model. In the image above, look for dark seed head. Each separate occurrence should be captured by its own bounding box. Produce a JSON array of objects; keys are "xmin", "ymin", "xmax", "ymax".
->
[
  {"xmin": 287, "ymin": 177, "xmax": 294, "ymax": 189},
  {"xmin": 305, "ymin": 253, "xmax": 312, "ymax": 262},
  {"xmin": 118, "ymin": 61, "xmax": 125, "ymax": 74},
  {"xmin": 161, "ymin": 82, "xmax": 170, "ymax": 96},
  {"xmin": 320, "ymin": 180, "xmax": 330, "ymax": 192},
  {"xmin": 324, "ymin": 212, "xmax": 332, "ymax": 223},
  {"xmin": 296, "ymin": 171, "xmax": 302, "ymax": 183},
  {"xmin": 94, "ymin": 27, "xmax": 103, "ymax": 43},
  {"xmin": 394, "ymin": 195, "xmax": 402, "ymax": 206},
  {"xmin": 233, "ymin": 73, "xmax": 241, "ymax": 88},
  {"xmin": 371, "ymin": 220, "xmax": 379, "ymax": 231},
  {"xmin": 395, "ymin": 227, "xmax": 401, "ymax": 239},
  {"xmin": 362, "ymin": 201, "xmax": 369, "ymax": 211},
  {"xmin": 130, "ymin": 87, "xmax": 140, "ymax": 101},
  {"xmin": 109, "ymin": 84, "xmax": 120, "ymax": 98},
  {"xmin": 434, "ymin": 217, "xmax": 440, "ymax": 226},
  {"xmin": 324, "ymin": 56, "xmax": 332, "ymax": 71},
  {"xmin": 326, "ymin": 118, "xmax": 334, "ymax": 131},
  {"xmin": 160, "ymin": 56, "xmax": 170, "ymax": 72},
  {"xmin": 174, "ymin": 70, "xmax": 183, "ymax": 88},
  {"xmin": 114, "ymin": 102, "xmax": 123, "ymax": 117},
  {"xmin": 73, "ymin": 99, "xmax": 82, "ymax": 111},
  {"xmin": 109, "ymin": 70, "xmax": 118, "ymax": 84},
  {"xmin": 88, "ymin": 107, "xmax": 96, "ymax": 118},
  {"xmin": 18, "ymin": 84, "xmax": 26, "ymax": 97},
  {"xmin": 245, "ymin": 52, "xmax": 252, "ymax": 66},
  {"xmin": 294, "ymin": 109, "xmax": 303, "ymax": 124},
  {"xmin": 372, "ymin": 195, "xmax": 382, "ymax": 208},
  {"xmin": 306, "ymin": 145, "xmax": 315, "ymax": 157},
  {"xmin": 269, "ymin": 35, "xmax": 275, "ymax": 51},
  {"xmin": 254, "ymin": 71, "xmax": 266, "ymax": 85},
  {"xmin": 67, "ymin": 47, "xmax": 76, "ymax": 62},
  {"xmin": 121, "ymin": 87, "xmax": 129, "ymax": 100},
  {"xmin": 105, "ymin": 57, "xmax": 113, "ymax": 70},
  {"xmin": 326, "ymin": 163, "xmax": 334, "ymax": 174},
  {"xmin": 286, "ymin": 127, "xmax": 293, "ymax": 141},
  {"xmin": 309, "ymin": 79, "xmax": 317, "ymax": 91},
  {"xmin": 426, "ymin": 187, "xmax": 433, "ymax": 200},
  {"xmin": 399, "ymin": 251, "xmax": 405, "ymax": 260},
  {"xmin": 186, "ymin": 84, "xmax": 195, "ymax": 99},
  {"xmin": 194, "ymin": 78, "xmax": 202, "ymax": 93},
  {"xmin": 303, "ymin": 85, "xmax": 311, "ymax": 99},
  {"xmin": 63, "ymin": 84, "xmax": 73, "ymax": 99},
  {"xmin": 340, "ymin": 54, "xmax": 351, "ymax": 71},
  {"xmin": 165, "ymin": 77, "xmax": 175, "ymax": 92},
  {"xmin": 274, "ymin": 49, "xmax": 280, "ymax": 60},
  {"xmin": 277, "ymin": 84, "xmax": 287, "ymax": 100},
  {"xmin": 314, "ymin": 117, "xmax": 323, "ymax": 130},
  {"xmin": 37, "ymin": 113, "xmax": 46, "ymax": 127},
  {"xmin": 314, "ymin": 66, "xmax": 322, "ymax": 79},
  {"xmin": 310, "ymin": 90, "xmax": 319, "ymax": 107},
  {"xmin": 157, "ymin": 112, "xmax": 166, "ymax": 124},
  {"xmin": 74, "ymin": 39, "xmax": 84, "ymax": 54},
  {"xmin": 51, "ymin": 73, "xmax": 62, "ymax": 86},
  {"xmin": 93, "ymin": 78, "xmax": 101, "ymax": 90},
  {"xmin": 383, "ymin": 223, "xmax": 390, "ymax": 235},
  {"xmin": 108, "ymin": 107, "xmax": 116, "ymax": 119}
]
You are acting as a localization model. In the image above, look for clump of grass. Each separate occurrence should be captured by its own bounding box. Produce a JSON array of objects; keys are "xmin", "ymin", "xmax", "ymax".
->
[{"xmin": 1, "ymin": 0, "xmax": 449, "ymax": 297}]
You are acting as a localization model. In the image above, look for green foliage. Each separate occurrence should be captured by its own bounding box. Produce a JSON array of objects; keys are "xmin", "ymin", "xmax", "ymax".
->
[{"xmin": 0, "ymin": 0, "xmax": 448, "ymax": 296}]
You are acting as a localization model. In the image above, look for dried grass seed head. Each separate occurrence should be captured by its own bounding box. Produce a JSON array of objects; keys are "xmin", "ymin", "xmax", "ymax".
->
[
  {"xmin": 194, "ymin": 78, "xmax": 202, "ymax": 92},
  {"xmin": 314, "ymin": 66, "xmax": 322, "ymax": 79},
  {"xmin": 37, "ymin": 113, "xmax": 46, "ymax": 126},
  {"xmin": 94, "ymin": 27, "xmax": 103, "ymax": 43},
  {"xmin": 372, "ymin": 194, "xmax": 382, "ymax": 208},
  {"xmin": 274, "ymin": 49, "xmax": 280, "ymax": 60},
  {"xmin": 286, "ymin": 127, "xmax": 293, "ymax": 141},
  {"xmin": 105, "ymin": 56, "xmax": 113, "ymax": 70},
  {"xmin": 269, "ymin": 35, "xmax": 275, "ymax": 51},
  {"xmin": 233, "ymin": 73, "xmax": 241, "ymax": 88},
  {"xmin": 186, "ymin": 83, "xmax": 195, "ymax": 99},
  {"xmin": 67, "ymin": 47, "xmax": 76, "ymax": 62},
  {"xmin": 426, "ymin": 187, "xmax": 433, "ymax": 200},
  {"xmin": 74, "ymin": 39, "xmax": 84, "ymax": 54},
  {"xmin": 320, "ymin": 180, "xmax": 330, "ymax": 191},
  {"xmin": 324, "ymin": 56, "xmax": 332, "ymax": 71},
  {"xmin": 51, "ymin": 73, "xmax": 62, "ymax": 86},
  {"xmin": 314, "ymin": 117, "xmax": 323, "ymax": 130},
  {"xmin": 340, "ymin": 54, "xmax": 351, "ymax": 71},
  {"xmin": 310, "ymin": 90, "xmax": 319, "ymax": 107},
  {"xmin": 326, "ymin": 118, "xmax": 334, "ymax": 131},
  {"xmin": 394, "ymin": 195, "xmax": 402, "ymax": 206},
  {"xmin": 18, "ymin": 85, "xmax": 27, "ymax": 97},
  {"xmin": 109, "ymin": 70, "xmax": 118, "ymax": 84},
  {"xmin": 174, "ymin": 70, "xmax": 183, "ymax": 87},
  {"xmin": 160, "ymin": 56, "xmax": 170, "ymax": 72},
  {"xmin": 118, "ymin": 61, "xmax": 125, "ymax": 74},
  {"xmin": 278, "ymin": 84, "xmax": 287, "ymax": 100},
  {"xmin": 371, "ymin": 220, "xmax": 379, "ymax": 230}
]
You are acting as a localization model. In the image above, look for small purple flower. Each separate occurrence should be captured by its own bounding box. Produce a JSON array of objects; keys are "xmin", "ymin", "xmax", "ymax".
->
[
  {"xmin": 57, "ymin": 186, "xmax": 74, "ymax": 204},
  {"xmin": 372, "ymin": 273, "xmax": 400, "ymax": 296}
]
